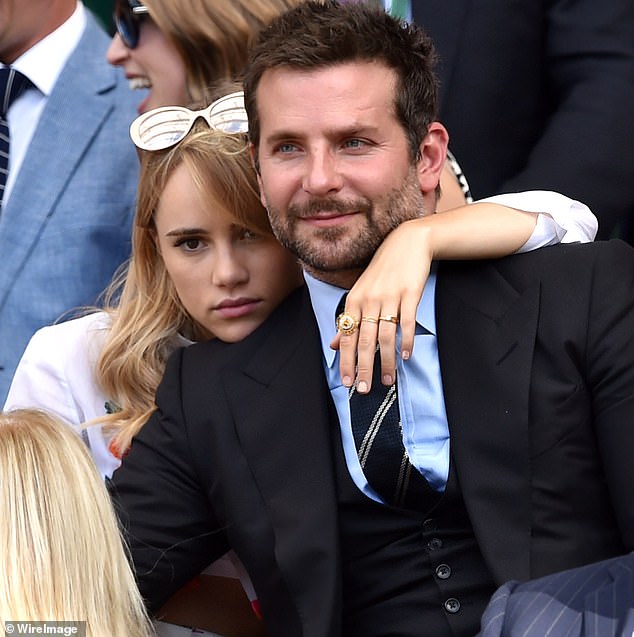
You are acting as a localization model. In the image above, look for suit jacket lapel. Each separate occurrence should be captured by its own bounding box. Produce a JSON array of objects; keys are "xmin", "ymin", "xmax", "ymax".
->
[
  {"xmin": 0, "ymin": 15, "xmax": 115, "ymax": 305},
  {"xmin": 436, "ymin": 260, "xmax": 539, "ymax": 583},
  {"xmin": 221, "ymin": 287, "xmax": 342, "ymax": 631}
]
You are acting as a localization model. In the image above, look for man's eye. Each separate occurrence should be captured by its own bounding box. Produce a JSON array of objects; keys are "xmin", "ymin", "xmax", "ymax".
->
[
  {"xmin": 276, "ymin": 143, "xmax": 298, "ymax": 154},
  {"xmin": 343, "ymin": 139, "xmax": 365, "ymax": 149}
]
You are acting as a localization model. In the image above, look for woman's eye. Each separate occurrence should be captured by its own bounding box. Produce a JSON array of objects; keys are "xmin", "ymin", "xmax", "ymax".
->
[{"xmin": 175, "ymin": 238, "xmax": 203, "ymax": 252}]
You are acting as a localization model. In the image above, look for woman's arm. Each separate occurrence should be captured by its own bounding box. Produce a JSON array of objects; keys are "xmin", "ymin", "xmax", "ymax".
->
[{"xmin": 335, "ymin": 192, "xmax": 597, "ymax": 392}]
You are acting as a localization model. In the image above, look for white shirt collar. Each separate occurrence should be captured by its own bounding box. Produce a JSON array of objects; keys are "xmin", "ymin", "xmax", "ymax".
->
[{"xmin": 8, "ymin": 1, "xmax": 85, "ymax": 96}]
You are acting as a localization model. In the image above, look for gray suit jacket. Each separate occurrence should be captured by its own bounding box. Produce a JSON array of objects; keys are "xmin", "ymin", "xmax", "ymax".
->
[
  {"xmin": 0, "ymin": 11, "xmax": 142, "ymax": 402},
  {"xmin": 478, "ymin": 552, "xmax": 634, "ymax": 637}
]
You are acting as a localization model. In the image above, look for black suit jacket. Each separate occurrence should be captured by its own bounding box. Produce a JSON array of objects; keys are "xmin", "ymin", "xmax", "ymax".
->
[
  {"xmin": 111, "ymin": 241, "xmax": 634, "ymax": 637},
  {"xmin": 412, "ymin": 0, "xmax": 634, "ymax": 239}
]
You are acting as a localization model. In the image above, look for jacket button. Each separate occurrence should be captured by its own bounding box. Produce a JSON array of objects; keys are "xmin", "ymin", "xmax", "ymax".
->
[
  {"xmin": 444, "ymin": 598, "xmax": 461, "ymax": 614},
  {"xmin": 436, "ymin": 564, "xmax": 451, "ymax": 579},
  {"xmin": 427, "ymin": 537, "xmax": 443, "ymax": 551}
]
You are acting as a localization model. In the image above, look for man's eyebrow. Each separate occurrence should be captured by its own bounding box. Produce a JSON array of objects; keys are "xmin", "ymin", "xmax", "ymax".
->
[{"xmin": 262, "ymin": 124, "xmax": 380, "ymax": 143}]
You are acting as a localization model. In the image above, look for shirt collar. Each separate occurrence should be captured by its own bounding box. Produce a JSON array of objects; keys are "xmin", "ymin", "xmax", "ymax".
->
[
  {"xmin": 8, "ymin": 1, "xmax": 85, "ymax": 96},
  {"xmin": 304, "ymin": 264, "xmax": 437, "ymax": 370}
]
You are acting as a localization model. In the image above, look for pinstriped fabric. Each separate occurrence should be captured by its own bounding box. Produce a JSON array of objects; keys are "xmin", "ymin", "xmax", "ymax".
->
[
  {"xmin": 477, "ymin": 553, "xmax": 634, "ymax": 637},
  {"xmin": 0, "ymin": 67, "xmax": 31, "ymax": 207}
]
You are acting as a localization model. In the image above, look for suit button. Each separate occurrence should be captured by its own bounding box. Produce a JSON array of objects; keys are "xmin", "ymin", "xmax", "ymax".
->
[
  {"xmin": 436, "ymin": 564, "xmax": 451, "ymax": 579},
  {"xmin": 444, "ymin": 598, "xmax": 461, "ymax": 614},
  {"xmin": 427, "ymin": 537, "xmax": 443, "ymax": 551},
  {"xmin": 422, "ymin": 518, "xmax": 437, "ymax": 532}
]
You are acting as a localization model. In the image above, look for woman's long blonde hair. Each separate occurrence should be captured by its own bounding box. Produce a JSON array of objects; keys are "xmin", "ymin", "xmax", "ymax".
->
[
  {"xmin": 0, "ymin": 409, "xmax": 153, "ymax": 636},
  {"xmin": 96, "ymin": 122, "xmax": 274, "ymax": 456},
  {"xmin": 143, "ymin": 0, "xmax": 310, "ymax": 105}
]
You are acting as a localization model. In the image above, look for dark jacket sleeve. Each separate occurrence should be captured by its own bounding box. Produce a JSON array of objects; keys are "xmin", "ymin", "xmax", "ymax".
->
[{"xmin": 109, "ymin": 346, "xmax": 228, "ymax": 611}]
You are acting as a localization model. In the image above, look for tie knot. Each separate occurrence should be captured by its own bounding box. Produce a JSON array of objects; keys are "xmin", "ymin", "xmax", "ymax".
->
[{"xmin": 0, "ymin": 67, "xmax": 31, "ymax": 117}]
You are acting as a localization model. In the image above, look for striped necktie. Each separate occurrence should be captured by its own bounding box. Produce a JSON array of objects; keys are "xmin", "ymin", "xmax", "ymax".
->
[
  {"xmin": 0, "ymin": 67, "xmax": 31, "ymax": 207},
  {"xmin": 337, "ymin": 294, "xmax": 438, "ymax": 509}
]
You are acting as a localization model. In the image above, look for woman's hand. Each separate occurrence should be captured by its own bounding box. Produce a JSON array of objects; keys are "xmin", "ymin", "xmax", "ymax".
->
[
  {"xmin": 330, "ymin": 200, "xmax": 537, "ymax": 393},
  {"xmin": 331, "ymin": 219, "xmax": 434, "ymax": 393}
]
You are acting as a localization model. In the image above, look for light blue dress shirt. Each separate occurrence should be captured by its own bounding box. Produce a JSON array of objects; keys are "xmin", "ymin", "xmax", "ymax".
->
[{"xmin": 304, "ymin": 267, "xmax": 450, "ymax": 502}]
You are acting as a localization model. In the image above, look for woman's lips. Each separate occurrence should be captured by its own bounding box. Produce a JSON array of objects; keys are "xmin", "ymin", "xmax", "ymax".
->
[{"xmin": 213, "ymin": 298, "xmax": 261, "ymax": 319}]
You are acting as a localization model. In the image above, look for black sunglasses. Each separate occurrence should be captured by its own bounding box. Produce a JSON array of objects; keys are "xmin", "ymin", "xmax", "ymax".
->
[{"xmin": 113, "ymin": 0, "xmax": 149, "ymax": 49}]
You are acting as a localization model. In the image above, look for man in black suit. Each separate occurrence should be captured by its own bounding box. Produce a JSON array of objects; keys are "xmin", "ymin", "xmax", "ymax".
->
[
  {"xmin": 412, "ymin": 0, "xmax": 634, "ymax": 241},
  {"xmin": 111, "ymin": 4, "xmax": 634, "ymax": 636}
]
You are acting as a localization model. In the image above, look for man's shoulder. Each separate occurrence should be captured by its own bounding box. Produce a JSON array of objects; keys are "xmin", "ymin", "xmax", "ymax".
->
[{"xmin": 442, "ymin": 239, "xmax": 633, "ymax": 281}]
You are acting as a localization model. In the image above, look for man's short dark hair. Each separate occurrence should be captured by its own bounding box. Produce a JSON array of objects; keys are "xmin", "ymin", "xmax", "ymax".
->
[{"xmin": 244, "ymin": 0, "xmax": 439, "ymax": 161}]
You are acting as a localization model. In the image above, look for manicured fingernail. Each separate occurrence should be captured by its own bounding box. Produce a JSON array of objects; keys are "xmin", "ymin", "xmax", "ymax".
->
[
  {"xmin": 357, "ymin": 380, "xmax": 368, "ymax": 393},
  {"xmin": 383, "ymin": 374, "xmax": 393, "ymax": 385},
  {"xmin": 342, "ymin": 375, "xmax": 352, "ymax": 387},
  {"xmin": 401, "ymin": 350, "xmax": 410, "ymax": 360}
]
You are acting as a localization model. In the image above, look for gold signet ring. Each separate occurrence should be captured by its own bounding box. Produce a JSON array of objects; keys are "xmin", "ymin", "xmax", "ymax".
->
[{"xmin": 336, "ymin": 312, "xmax": 360, "ymax": 335}]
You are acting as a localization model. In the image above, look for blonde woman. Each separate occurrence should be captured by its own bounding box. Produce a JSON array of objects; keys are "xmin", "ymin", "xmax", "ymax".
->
[
  {"xmin": 5, "ymin": 96, "xmax": 594, "ymax": 635},
  {"xmin": 0, "ymin": 408, "xmax": 153, "ymax": 637}
]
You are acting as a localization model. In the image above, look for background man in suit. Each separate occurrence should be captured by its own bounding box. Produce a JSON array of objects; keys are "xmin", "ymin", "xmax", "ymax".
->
[
  {"xmin": 111, "ymin": 4, "xmax": 634, "ymax": 636},
  {"xmin": 478, "ymin": 552, "xmax": 634, "ymax": 637},
  {"xmin": 0, "ymin": 0, "xmax": 143, "ymax": 402},
  {"xmin": 411, "ymin": 0, "xmax": 634, "ymax": 242}
]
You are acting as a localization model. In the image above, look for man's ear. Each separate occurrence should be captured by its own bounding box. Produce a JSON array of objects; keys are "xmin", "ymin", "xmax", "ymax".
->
[
  {"xmin": 250, "ymin": 143, "xmax": 268, "ymax": 209},
  {"xmin": 416, "ymin": 122, "xmax": 449, "ymax": 194}
]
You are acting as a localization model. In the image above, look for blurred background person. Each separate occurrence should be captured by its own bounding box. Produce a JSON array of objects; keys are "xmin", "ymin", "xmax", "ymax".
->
[
  {"xmin": 0, "ymin": 408, "xmax": 154, "ymax": 637},
  {"xmin": 0, "ymin": 0, "xmax": 143, "ymax": 403},
  {"xmin": 409, "ymin": 0, "xmax": 634, "ymax": 241},
  {"xmin": 106, "ymin": 0, "xmax": 306, "ymax": 113}
]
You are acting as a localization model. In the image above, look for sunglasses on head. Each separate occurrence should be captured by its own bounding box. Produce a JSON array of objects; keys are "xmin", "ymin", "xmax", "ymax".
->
[
  {"xmin": 114, "ymin": 0, "xmax": 149, "ymax": 49},
  {"xmin": 130, "ymin": 91, "xmax": 249, "ymax": 152}
]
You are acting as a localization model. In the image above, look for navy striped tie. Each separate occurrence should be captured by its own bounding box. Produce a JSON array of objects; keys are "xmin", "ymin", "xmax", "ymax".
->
[
  {"xmin": 338, "ymin": 294, "xmax": 439, "ymax": 510},
  {"xmin": 0, "ymin": 67, "xmax": 31, "ymax": 207}
]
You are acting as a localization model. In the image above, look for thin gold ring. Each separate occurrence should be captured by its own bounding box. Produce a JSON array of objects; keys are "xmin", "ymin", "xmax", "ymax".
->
[
  {"xmin": 379, "ymin": 315, "xmax": 399, "ymax": 324},
  {"xmin": 336, "ymin": 312, "xmax": 360, "ymax": 336},
  {"xmin": 361, "ymin": 316, "xmax": 379, "ymax": 324}
]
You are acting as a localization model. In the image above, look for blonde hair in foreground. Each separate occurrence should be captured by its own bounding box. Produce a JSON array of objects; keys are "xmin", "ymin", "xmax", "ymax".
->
[
  {"xmin": 96, "ymin": 121, "xmax": 273, "ymax": 457},
  {"xmin": 0, "ymin": 409, "xmax": 153, "ymax": 636}
]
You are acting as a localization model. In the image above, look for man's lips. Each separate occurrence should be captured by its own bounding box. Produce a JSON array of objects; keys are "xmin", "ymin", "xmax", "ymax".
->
[
  {"xmin": 300, "ymin": 210, "xmax": 360, "ymax": 227},
  {"xmin": 213, "ymin": 298, "xmax": 260, "ymax": 318}
]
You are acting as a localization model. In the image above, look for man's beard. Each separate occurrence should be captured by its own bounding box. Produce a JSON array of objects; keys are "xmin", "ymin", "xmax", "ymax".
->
[{"xmin": 265, "ymin": 168, "xmax": 426, "ymax": 276}]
